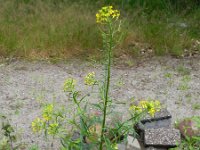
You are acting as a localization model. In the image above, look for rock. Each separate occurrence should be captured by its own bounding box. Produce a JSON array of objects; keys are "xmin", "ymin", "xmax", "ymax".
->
[
  {"xmin": 177, "ymin": 117, "xmax": 200, "ymax": 138},
  {"xmin": 135, "ymin": 109, "xmax": 172, "ymax": 142},
  {"xmin": 137, "ymin": 118, "xmax": 172, "ymax": 131},
  {"xmin": 117, "ymin": 143, "xmax": 126, "ymax": 150},
  {"xmin": 126, "ymin": 135, "xmax": 142, "ymax": 150},
  {"xmin": 136, "ymin": 109, "xmax": 172, "ymax": 133},
  {"xmin": 179, "ymin": 22, "xmax": 188, "ymax": 28},
  {"xmin": 144, "ymin": 128, "xmax": 181, "ymax": 148}
]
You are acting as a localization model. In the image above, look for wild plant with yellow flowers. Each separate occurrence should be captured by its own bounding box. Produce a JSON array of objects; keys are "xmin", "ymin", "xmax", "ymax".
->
[{"xmin": 31, "ymin": 6, "xmax": 161, "ymax": 150}]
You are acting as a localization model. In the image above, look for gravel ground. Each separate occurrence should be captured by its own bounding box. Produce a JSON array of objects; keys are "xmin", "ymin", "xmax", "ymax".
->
[{"xmin": 0, "ymin": 56, "xmax": 199, "ymax": 149}]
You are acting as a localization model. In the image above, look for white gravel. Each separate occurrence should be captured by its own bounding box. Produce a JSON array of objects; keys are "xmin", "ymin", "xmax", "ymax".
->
[{"xmin": 0, "ymin": 56, "xmax": 199, "ymax": 149}]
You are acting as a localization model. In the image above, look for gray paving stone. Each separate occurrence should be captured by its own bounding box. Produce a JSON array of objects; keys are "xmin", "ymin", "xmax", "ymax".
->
[
  {"xmin": 141, "ymin": 109, "xmax": 172, "ymax": 123},
  {"xmin": 138, "ymin": 118, "xmax": 172, "ymax": 131},
  {"xmin": 144, "ymin": 128, "xmax": 181, "ymax": 148},
  {"xmin": 136, "ymin": 109, "xmax": 172, "ymax": 143}
]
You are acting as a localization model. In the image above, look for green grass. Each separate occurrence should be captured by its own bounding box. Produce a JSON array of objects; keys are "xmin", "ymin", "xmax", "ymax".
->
[
  {"xmin": 192, "ymin": 103, "xmax": 200, "ymax": 110},
  {"xmin": 28, "ymin": 144, "xmax": 39, "ymax": 150},
  {"xmin": 0, "ymin": 1, "xmax": 101, "ymax": 58},
  {"xmin": 178, "ymin": 75, "xmax": 191, "ymax": 91},
  {"xmin": 177, "ymin": 65, "xmax": 191, "ymax": 76},
  {"xmin": 0, "ymin": 0, "xmax": 199, "ymax": 59}
]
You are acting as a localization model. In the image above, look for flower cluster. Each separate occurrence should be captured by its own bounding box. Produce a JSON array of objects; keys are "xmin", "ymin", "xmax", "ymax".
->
[
  {"xmin": 32, "ymin": 104, "xmax": 59, "ymax": 135},
  {"xmin": 84, "ymin": 72, "xmax": 96, "ymax": 86},
  {"xmin": 96, "ymin": 6, "xmax": 120, "ymax": 24},
  {"xmin": 42, "ymin": 104, "xmax": 53, "ymax": 121},
  {"xmin": 129, "ymin": 100, "xmax": 161, "ymax": 117},
  {"xmin": 63, "ymin": 78, "xmax": 76, "ymax": 92},
  {"xmin": 32, "ymin": 117, "xmax": 43, "ymax": 133}
]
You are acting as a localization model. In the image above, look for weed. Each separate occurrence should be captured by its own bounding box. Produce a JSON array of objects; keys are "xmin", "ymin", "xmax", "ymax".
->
[
  {"xmin": 0, "ymin": 115, "xmax": 20, "ymax": 150},
  {"xmin": 178, "ymin": 75, "xmax": 191, "ymax": 91},
  {"xmin": 124, "ymin": 60, "xmax": 135, "ymax": 67},
  {"xmin": 177, "ymin": 65, "xmax": 191, "ymax": 76},
  {"xmin": 185, "ymin": 93, "xmax": 192, "ymax": 103},
  {"xmin": 31, "ymin": 6, "xmax": 161, "ymax": 150},
  {"xmin": 182, "ymin": 75, "xmax": 191, "ymax": 82},
  {"xmin": 164, "ymin": 73, "xmax": 173, "ymax": 78},
  {"xmin": 192, "ymin": 103, "xmax": 200, "ymax": 110},
  {"xmin": 115, "ymin": 76, "xmax": 125, "ymax": 88},
  {"xmin": 164, "ymin": 72, "xmax": 174, "ymax": 86},
  {"xmin": 10, "ymin": 99, "xmax": 24, "ymax": 112},
  {"xmin": 28, "ymin": 144, "xmax": 39, "ymax": 150},
  {"xmin": 178, "ymin": 83, "xmax": 190, "ymax": 91}
]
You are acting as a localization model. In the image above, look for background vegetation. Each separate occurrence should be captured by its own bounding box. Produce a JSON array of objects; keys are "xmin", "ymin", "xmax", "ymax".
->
[{"xmin": 0, "ymin": 0, "xmax": 199, "ymax": 59}]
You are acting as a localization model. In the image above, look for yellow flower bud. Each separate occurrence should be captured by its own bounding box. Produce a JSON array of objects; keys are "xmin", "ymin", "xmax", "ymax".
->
[
  {"xmin": 84, "ymin": 72, "xmax": 96, "ymax": 86},
  {"xmin": 96, "ymin": 6, "xmax": 120, "ymax": 24}
]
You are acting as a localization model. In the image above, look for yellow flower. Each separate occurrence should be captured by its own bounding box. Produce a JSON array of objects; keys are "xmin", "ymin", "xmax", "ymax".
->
[
  {"xmin": 84, "ymin": 72, "xmax": 96, "ymax": 86},
  {"xmin": 32, "ymin": 118, "xmax": 43, "ymax": 133},
  {"xmin": 42, "ymin": 113, "xmax": 52, "ymax": 121},
  {"xmin": 96, "ymin": 6, "xmax": 120, "ymax": 24},
  {"xmin": 96, "ymin": 13, "xmax": 100, "ymax": 17},
  {"xmin": 148, "ymin": 108, "xmax": 156, "ymax": 117},
  {"xmin": 42, "ymin": 104, "xmax": 53, "ymax": 121},
  {"xmin": 63, "ymin": 78, "xmax": 76, "ymax": 92},
  {"xmin": 139, "ymin": 100, "xmax": 148, "ymax": 109},
  {"xmin": 146, "ymin": 100, "xmax": 161, "ymax": 117},
  {"xmin": 129, "ymin": 105, "xmax": 136, "ymax": 111},
  {"xmin": 129, "ymin": 99, "xmax": 161, "ymax": 117},
  {"xmin": 129, "ymin": 105, "xmax": 142, "ymax": 113}
]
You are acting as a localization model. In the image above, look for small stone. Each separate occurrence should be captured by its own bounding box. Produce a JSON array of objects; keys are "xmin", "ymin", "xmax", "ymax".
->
[
  {"xmin": 177, "ymin": 117, "xmax": 200, "ymax": 138},
  {"xmin": 179, "ymin": 22, "xmax": 188, "ymax": 28},
  {"xmin": 144, "ymin": 128, "xmax": 181, "ymax": 147},
  {"xmin": 117, "ymin": 143, "xmax": 126, "ymax": 150},
  {"xmin": 126, "ymin": 135, "xmax": 142, "ymax": 150}
]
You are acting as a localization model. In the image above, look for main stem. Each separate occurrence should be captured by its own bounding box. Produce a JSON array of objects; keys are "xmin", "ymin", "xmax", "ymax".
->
[{"xmin": 99, "ymin": 22, "xmax": 113, "ymax": 150}]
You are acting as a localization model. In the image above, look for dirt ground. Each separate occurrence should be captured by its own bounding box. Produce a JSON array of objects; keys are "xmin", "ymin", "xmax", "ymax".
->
[{"xmin": 0, "ymin": 56, "xmax": 199, "ymax": 149}]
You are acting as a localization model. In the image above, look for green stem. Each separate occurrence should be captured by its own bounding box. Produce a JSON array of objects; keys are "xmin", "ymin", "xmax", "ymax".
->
[
  {"xmin": 99, "ymin": 21, "xmax": 113, "ymax": 150},
  {"xmin": 72, "ymin": 91, "xmax": 88, "ymax": 149},
  {"xmin": 9, "ymin": 134, "xmax": 14, "ymax": 150},
  {"xmin": 110, "ymin": 110, "xmax": 149, "ymax": 145},
  {"xmin": 116, "ymin": 111, "xmax": 147, "ymax": 132}
]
